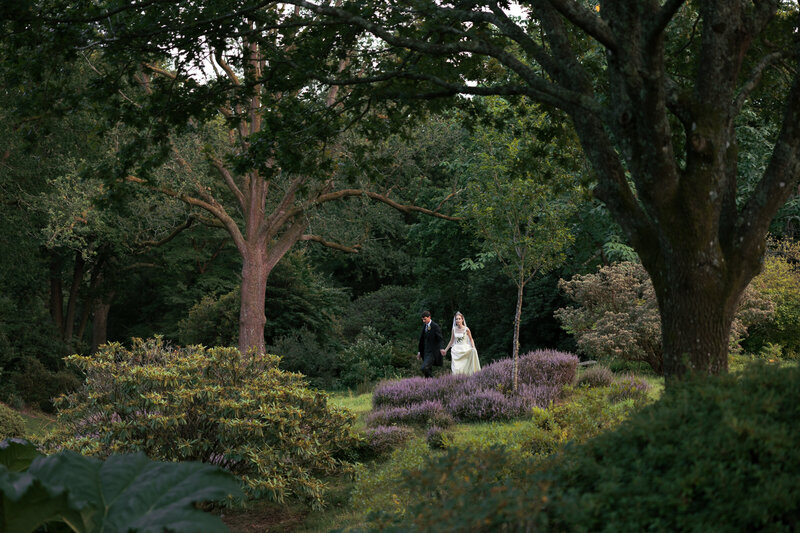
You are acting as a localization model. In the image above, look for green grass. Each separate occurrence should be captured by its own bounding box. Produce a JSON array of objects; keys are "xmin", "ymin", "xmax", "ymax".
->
[{"xmin": 20, "ymin": 409, "xmax": 57, "ymax": 439}]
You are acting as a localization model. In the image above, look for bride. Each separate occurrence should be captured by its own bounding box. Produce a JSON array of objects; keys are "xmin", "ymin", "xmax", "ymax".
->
[{"xmin": 443, "ymin": 311, "xmax": 481, "ymax": 375}]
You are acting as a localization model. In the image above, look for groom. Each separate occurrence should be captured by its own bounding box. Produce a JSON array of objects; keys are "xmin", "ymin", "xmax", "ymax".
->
[{"xmin": 417, "ymin": 310, "xmax": 444, "ymax": 378}]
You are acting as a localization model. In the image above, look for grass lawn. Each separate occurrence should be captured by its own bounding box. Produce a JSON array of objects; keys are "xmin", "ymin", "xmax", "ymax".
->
[{"xmin": 19, "ymin": 408, "xmax": 57, "ymax": 439}]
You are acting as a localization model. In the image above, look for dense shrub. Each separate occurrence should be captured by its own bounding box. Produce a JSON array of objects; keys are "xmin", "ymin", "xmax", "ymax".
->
[
  {"xmin": 364, "ymin": 425, "xmax": 415, "ymax": 456},
  {"xmin": 746, "ymin": 239, "xmax": 800, "ymax": 358},
  {"xmin": 337, "ymin": 327, "xmax": 403, "ymax": 389},
  {"xmin": 446, "ymin": 389, "xmax": 528, "ymax": 422},
  {"xmin": 372, "ymin": 375, "xmax": 470, "ymax": 408},
  {"xmin": 0, "ymin": 402, "xmax": 25, "ymax": 439},
  {"xmin": 366, "ymin": 400, "xmax": 454, "ymax": 428},
  {"xmin": 267, "ymin": 328, "xmax": 339, "ymax": 389},
  {"xmin": 370, "ymin": 351, "xmax": 577, "ymax": 425},
  {"xmin": 469, "ymin": 349, "xmax": 578, "ymax": 393},
  {"xmin": 576, "ymin": 365, "xmax": 614, "ymax": 388},
  {"xmin": 607, "ymin": 374, "xmax": 652, "ymax": 403},
  {"xmin": 376, "ymin": 362, "xmax": 800, "ymax": 531},
  {"xmin": 11, "ymin": 356, "xmax": 81, "ymax": 413},
  {"xmin": 44, "ymin": 337, "xmax": 359, "ymax": 507},
  {"xmin": 425, "ymin": 425, "xmax": 449, "ymax": 450},
  {"xmin": 556, "ymin": 261, "xmax": 774, "ymax": 373}
]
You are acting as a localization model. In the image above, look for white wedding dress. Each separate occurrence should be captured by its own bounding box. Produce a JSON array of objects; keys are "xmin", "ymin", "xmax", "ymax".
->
[{"xmin": 450, "ymin": 327, "xmax": 481, "ymax": 375}]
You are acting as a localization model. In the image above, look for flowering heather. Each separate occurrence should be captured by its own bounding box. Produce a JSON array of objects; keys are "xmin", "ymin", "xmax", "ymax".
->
[
  {"xmin": 425, "ymin": 425, "xmax": 449, "ymax": 450},
  {"xmin": 446, "ymin": 389, "xmax": 528, "ymax": 422},
  {"xmin": 372, "ymin": 374, "xmax": 470, "ymax": 408},
  {"xmin": 366, "ymin": 400, "xmax": 454, "ymax": 428},
  {"xmin": 368, "ymin": 350, "xmax": 578, "ymax": 424},
  {"xmin": 365, "ymin": 425, "xmax": 415, "ymax": 455},
  {"xmin": 608, "ymin": 374, "xmax": 652, "ymax": 403},
  {"xmin": 470, "ymin": 350, "xmax": 579, "ymax": 392},
  {"xmin": 517, "ymin": 384, "xmax": 562, "ymax": 409},
  {"xmin": 577, "ymin": 365, "xmax": 615, "ymax": 388}
]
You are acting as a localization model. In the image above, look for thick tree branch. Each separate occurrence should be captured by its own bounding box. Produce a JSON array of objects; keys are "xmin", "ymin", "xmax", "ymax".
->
[
  {"xmin": 125, "ymin": 175, "xmax": 246, "ymax": 253},
  {"xmin": 300, "ymin": 234, "xmax": 361, "ymax": 252},
  {"xmin": 137, "ymin": 215, "xmax": 195, "ymax": 248},
  {"xmin": 310, "ymin": 188, "xmax": 462, "ymax": 221},
  {"xmin": 734, "ymin": 50, "xmax": 791, "ymax": 114},
  {"xmin": 545, "ymin": 0, "xmax": 618, "ymax": 52},
  {"xmin": 210, "ymin": 157, "xmax": 247, "ymax": 211}
]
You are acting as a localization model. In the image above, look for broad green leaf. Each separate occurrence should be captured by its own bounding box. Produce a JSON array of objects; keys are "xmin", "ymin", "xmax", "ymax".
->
[
  {"xmin": 0, "ymin": 468, "xmax": 86, "ymax": 533},
  {"xmin": 0, "ymin": 439, "xmax": 42, "ymax": 472},
  {"xmin": 28, "ymin": 451, "xmax": 242, "ymax": 533}
]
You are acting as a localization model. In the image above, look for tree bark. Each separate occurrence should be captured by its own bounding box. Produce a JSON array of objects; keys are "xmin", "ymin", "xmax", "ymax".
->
[
  {"xmin": 63, "ymin": 251, "xmax": 86, "ymax": 343},
  {"xmin": 238, "ymin": 241, "xmax": 269, "ymax": 355},
  {"xmin": 48, "ymin": 260, "xmax": 64, "ymax": 335},
  {"xmin": 512, "ymin": 272, "xmax": 524, "ymax": 393},
  {"xmin": 90, "ymin": 290, "xmax": 114, "ymax": 353}
]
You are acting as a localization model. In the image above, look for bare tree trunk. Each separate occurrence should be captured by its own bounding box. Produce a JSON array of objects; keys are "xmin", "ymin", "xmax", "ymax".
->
[
  {"xmin": 512, "ymin": 272, "xmax": 525, "ymax": 393},
  {"xmin": 90, "ymin": 290, "xmax": 114, "ymax": 353},
  {"xmin": 49, "ymin": 261, "xmax": 64, "ymax": 336},
  {"xmin": 238, "ymin": 241, "xmax": 269, "ymax": 355},
  {"xmin": 63, "ymin": 251, "xmax": 85, "ymax": 343}
]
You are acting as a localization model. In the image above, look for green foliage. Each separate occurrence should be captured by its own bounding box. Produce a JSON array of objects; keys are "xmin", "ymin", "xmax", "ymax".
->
[
  {"xmin": 746, "ymin": 239, "xmax": 800, "ymax": 358},
  {"xmin": 177, "ymin": 251, "xmax": 348, "ymax": 349},
  {"xmin": 556, "ymin": 261, "xmax": 775, "ymax": 373},
  {"xmin": 0, "ymin": 404, "xmax": 25, "ymax": 440},
  {"xmin": 268, "ymin": 328, "xmax": 339, "ymax": 389},
  {"xmin": 459, "ymin": 98, "xmax": 579, "ymax": 287},
  {"xmin": 552, "ymin": 386, "xmax": 643, "ymax": 445},
  {"xmin": 534, "ymin": 362, "xmax": 800, "ymax": 531},
  {"xmin": 0, "ymin": 439, "xmax": 242, "ymax": 533},
  {"xmin": 11, "ymin": 357, "xmax": 81, "ymax": 413},
  {"xmin": 337, "ymin": 327, "xmax": 409, "ymax": 389},
  {"xmin": 44, "ymin": 337, "xmax": 359, "ymax": 508}
]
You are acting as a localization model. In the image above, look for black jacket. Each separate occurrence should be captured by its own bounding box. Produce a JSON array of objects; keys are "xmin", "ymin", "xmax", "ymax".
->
[{"xmin": 418, "ymin": 321, "xmax": 444, "ymax": 367}]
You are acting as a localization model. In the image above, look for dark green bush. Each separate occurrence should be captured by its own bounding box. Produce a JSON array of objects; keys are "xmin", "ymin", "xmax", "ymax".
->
[
  {"xmin": 268, "ymin": 328, "xmax": 339, "ymax": 389},
  {"xmin": 44, "ymin": 337, "xmax": 359, "ymax": 508},
  {"xmin": 538, "ymin": 362, "xmax": 800, "ymax": 532},
  {"xmin": 376, "ymin": 362, "xmax": 800, "ymax": 532},
  {"xmin": 337, "ymin": 326, "xmax": 406, "ymax": 389},
  {"xmin": 0, "ymin": 403, "xmax": 25, "ymax": 440},
  {"xmin": 11, "ymin": 357, "xmax": 81, "ymax": 413}
]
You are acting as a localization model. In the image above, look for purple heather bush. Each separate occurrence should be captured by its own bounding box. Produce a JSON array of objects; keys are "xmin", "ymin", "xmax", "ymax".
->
[
  {"xmin": 470, "ymin": 350, "xmax": 579, "ymax": 394},
  {"xmin": 517, "ymin": 384, "xmax": 562, "ymax": 409},
  {"xmin": 366, "ymin": 400, "xmax": 455, "ymax": 428},
  {"xmin": 365, "ymin": 425, "xmax": 415, "ymax": 455},
  {"xmin": 372, "ymin": 374, "xmax": 470, "ymax": 408},
  {"xmin": 577, "ymin": 365, "xmax": 615, "ymax": 388},
  {"xmin": 425, "ymin": 425, "xmax": 449, "ymax": 450},
  {"xmin": 369, "ymin": 349, "xmax": 579, "ymax": 424},
  {"xmin": 608, "ymin": 374, "xmax": 652, "ymax": 403},
  {"xmin": 446, "ymin": 389, "xmax": 529, "ymax": 422}
]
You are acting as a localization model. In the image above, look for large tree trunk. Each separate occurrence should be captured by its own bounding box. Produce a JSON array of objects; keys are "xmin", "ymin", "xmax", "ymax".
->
[
  {"xmin": 238, "ymin": 241, "xmax": 269, "ymax": 355},
  {"xmin": 63, "ymin": 251, "xmax": 86, "ymax": 343},
  {"xmin": 90, "ymin": 290, "xmax": 114, "ymax": 353},
  {"xmin": 48, "ymin": 261, "xmax": 64, "ymax": 335}
]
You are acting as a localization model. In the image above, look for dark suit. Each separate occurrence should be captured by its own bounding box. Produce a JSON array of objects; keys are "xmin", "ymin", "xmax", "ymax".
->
[{"xmin": 418, "ymin": 320, "xmax": 443, "ymax": 377}]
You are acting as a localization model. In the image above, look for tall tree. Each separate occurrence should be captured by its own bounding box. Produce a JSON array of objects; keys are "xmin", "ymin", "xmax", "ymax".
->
[
  {"xmin": 5, "ymin": 2, "xmax": 460, "ymax": 355},
  {"xmin": 282, "ymin": 0, "xmax": 800, "ymax": 381},
  {"xmin": 461, "ymin": 97, "xmax": 578, "ymax": 390}
]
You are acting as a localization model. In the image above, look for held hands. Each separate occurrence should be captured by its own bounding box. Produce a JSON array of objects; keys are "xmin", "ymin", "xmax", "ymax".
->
[{"xmin": 440, "ymin": 349, "xmax": 446, "ymax": 356}]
